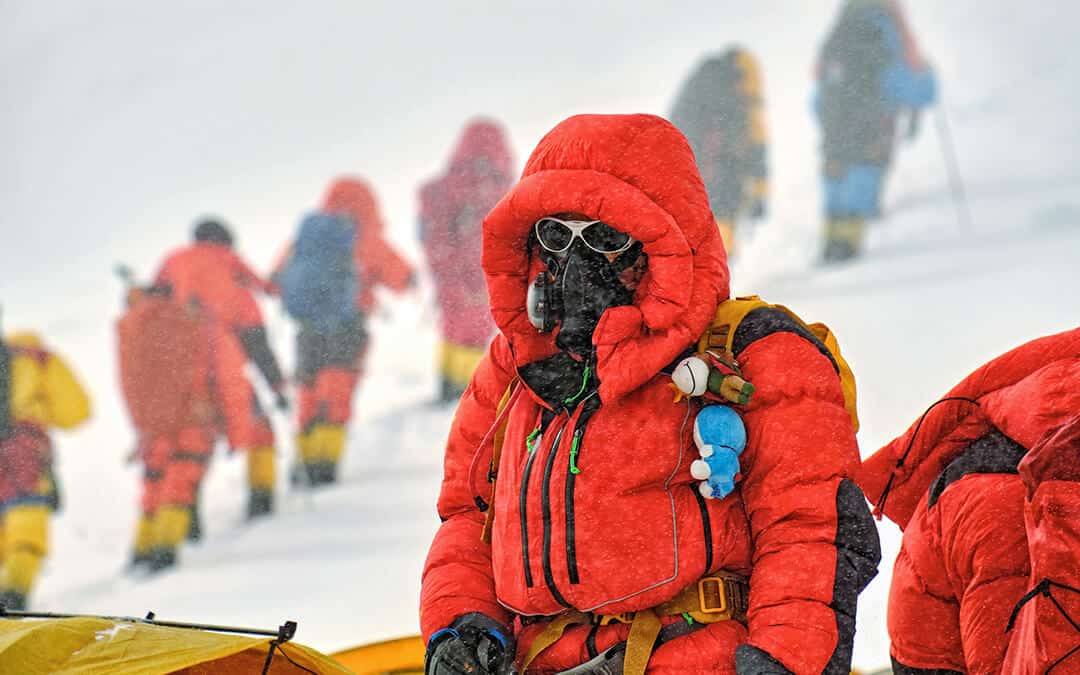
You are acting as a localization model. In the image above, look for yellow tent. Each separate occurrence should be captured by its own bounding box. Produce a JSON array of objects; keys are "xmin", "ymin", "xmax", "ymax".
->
[
  {"xmin": 330, "ymin": 635, "xmax": 424, "ymax": 675},
  {"xmin": 0, "ymin": 616, "xmax": 354, "ymax": 674}
]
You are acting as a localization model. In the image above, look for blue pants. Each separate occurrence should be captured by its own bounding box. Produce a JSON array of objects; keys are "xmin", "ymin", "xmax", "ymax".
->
[{"xmin": 823, "ymin": 164, "xmax": 884, "ymax": 218}]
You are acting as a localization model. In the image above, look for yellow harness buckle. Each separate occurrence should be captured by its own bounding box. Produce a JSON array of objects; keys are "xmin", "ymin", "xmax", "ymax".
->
[
  {"xmin": 596, "ymin": 612, "xmax": 635, "ymax": 626},
  {"xmin": 697, "ymin": 576, "xmax": 731, "ymax": 615}
]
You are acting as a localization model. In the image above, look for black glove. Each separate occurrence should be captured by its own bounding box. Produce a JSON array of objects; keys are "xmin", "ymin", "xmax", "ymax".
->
[
  {"xmin": 735, "ymin": 644, "xmax": 794, "ymax": 675},
  {"xmin": 425, "ymin": 613, "xmax": 514, "ymax": 675}
]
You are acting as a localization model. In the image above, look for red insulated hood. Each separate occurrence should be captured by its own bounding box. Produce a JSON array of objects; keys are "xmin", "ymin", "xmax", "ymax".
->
[
  {"xmin": 481, "ymin": 113, "xmax": 729, "ymax": 402},
  {"xmin": 448, "ymin": 118, "xmax": 514, "ymax": 179},
  {"xmin": 859, "ymin": 326, "xmax": 1080, "ymax": 528},
  {"xmin": 321, "ymin": 176, "xmax": 387, "ymax": 235}
]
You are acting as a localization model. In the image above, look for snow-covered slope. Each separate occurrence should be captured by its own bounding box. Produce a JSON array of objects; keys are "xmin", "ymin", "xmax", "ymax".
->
[{"xmin": 4, "ymin": 1, "xmax": 1078, "ymax": 669}]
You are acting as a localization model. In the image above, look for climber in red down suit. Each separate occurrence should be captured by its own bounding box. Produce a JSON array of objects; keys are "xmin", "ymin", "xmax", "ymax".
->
[
  {"xmin": 420, "ymin": 114, "xmax": 880, "ymax": 674},
  {"xmin": 859, "ymin": 327, "xmax": 1080, "ymax": 674},
  {"xmin": 419, "ymin": 118, "xmax": 515, "ymax": 402}
]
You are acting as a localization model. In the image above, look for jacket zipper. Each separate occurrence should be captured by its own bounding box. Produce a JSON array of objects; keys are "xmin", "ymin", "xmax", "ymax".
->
[
  {"xmin": 519, "ymin": 410, "xmax": 557, "ymax": 590},
  {"xmin": 690, "ymin": 484, "xmax": 714, "ymax": 574},
  {"xmin": 565, "ymin": 427, "xmax": 584, "ymax": 584},
  {"xmin": 519, "ymin": 443, "xmax": 539, "ymax": 588},
  {"xmin": 540, "ymin": 422, "xmax": 571, "ymax": 607}
]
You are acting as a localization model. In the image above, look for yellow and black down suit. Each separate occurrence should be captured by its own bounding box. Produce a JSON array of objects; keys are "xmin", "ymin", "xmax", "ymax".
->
[
  {"xmin": 0, "ymin": 332, "xmax": 90, "ymax": 609},
  {"xmin": 669, "ymin": 47, "xmax": 769, "ymax": 254}
]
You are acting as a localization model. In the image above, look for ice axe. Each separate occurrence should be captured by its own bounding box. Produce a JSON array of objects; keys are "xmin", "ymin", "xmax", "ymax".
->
[{"xmin": 933, "ymin": 96, "xmax": 973, "ymax": 231}]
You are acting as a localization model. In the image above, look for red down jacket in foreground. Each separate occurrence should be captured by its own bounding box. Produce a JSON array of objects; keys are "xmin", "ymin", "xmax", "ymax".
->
[
  {"xmin": 420, "ymin": 114, "xmax": 879, "ymax": 673},
  {"xmin": 858, "ymin": 327, "xmax": 1080, "ymax": 674}
]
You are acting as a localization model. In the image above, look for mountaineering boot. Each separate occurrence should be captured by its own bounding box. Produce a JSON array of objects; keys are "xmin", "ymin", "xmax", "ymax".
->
[
  {"xmin": 147, "ymin": 546, "xmax": 177, "ymax": 573},
  {"xmin": 310, "ymin": 461, "xmax": 337, "ymax": 485},
  {"xmin": 246, "ymin": 446, "xmax": 276, "ymax": 514},
  {"xmin": 0, "ymin": 588, "xmax": 27, "ymax": 611},
  {"xmin": 130, "ymin": 514, "xmax": 155, "ymax": 569},
  {"xmin": 822, "ymin": 217, "xmax": 864, "ymax": 263},
  {"xmin": 129, "ymin": 550, "xmax": 153, "ymax": 570},
  {"xmin": 154, "ymin": 505, "xmax": 192, "ymax": 549},
  {"xmin": 247, "ymin": 488, "xmax": 274, "ymax": 519},
  {"xmin": 292, "ymin": 429, "xmax": 318, "ymax": 487},
  {"xmin": 294, "ymin": 424, "xmax": 346, "ymax": 487},
  {"xmin": 312, "ymin": 423, "xmax": 347, "ymax": 485},
  {"xmin": 1, "ymin": 505, "xmax": 48, "ymax": 604}
]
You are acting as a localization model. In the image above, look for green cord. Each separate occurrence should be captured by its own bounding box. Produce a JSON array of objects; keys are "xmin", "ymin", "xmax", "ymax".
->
[
  {"xmin": 564, "ymin": 364, "xmax": 592, "ymax": 405},
  {"xmin": 526, "ymin": 428, "xmax": 541, "ymax": 453},
  {"xmin": 682, "ymin": 612, "xmax": 694, "ymax": 626},
  {"xmin": 568, "ymin": 433, "xmax": 582, "ymax": 474}
]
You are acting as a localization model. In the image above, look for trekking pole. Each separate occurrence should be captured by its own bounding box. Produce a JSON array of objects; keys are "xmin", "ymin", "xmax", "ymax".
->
[{"xmin": 933, "ymin": 98, "xmax": 973, "ymax": 231}]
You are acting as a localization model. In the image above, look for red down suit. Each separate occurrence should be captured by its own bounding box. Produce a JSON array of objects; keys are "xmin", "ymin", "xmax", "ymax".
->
[
  {"xmin": 419, "ymin": 119, "xmax": 513, "ymax": 349},
  {"xmin": 291, "ymin": 178, "xmax": 415, "ymax": 431},
  {"xmin": 858, "ymin": 327, "xmax": 1080, "ymax": 674},
  {"xmin": 420, "ymin": 114, "xmax": 879, "ymax": 674},
  {"xmin": 155, "ymin": 241, "xmax": 280, "ymax": 451}
]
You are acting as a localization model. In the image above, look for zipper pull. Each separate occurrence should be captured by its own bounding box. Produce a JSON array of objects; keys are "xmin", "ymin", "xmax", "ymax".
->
[
  {"xmin": 526, "ymin": 427, "xmax": 541, "ymax": 454},
  {"xmin": 564, "ymin": 363, "xmax": 592, "ymax": 407},
  {"xmin": 568, "ymin": 429, "xmax": 584, "ymax": 474}
]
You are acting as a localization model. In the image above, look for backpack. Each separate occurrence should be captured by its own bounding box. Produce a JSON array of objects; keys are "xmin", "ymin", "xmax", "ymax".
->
[
  {"xmin": 278, "ymin": 212, "xmax": 358, "ymax": 331},
  {"xmin": 699, "ymin": 295, "xmax": 860, "ymax": 431},
  {"xmin": 117, "ymin": 297, "xmax": 207, "ymax": 436},
  {"xmin": 817, "ymin": 3, "xmax": 894, "ymax": 144}
]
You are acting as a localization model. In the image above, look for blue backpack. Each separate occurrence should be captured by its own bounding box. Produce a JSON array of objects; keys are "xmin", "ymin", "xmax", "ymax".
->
[{"xmin": 278, "ymin": 212, "xmax": 358, "ymax": 331}]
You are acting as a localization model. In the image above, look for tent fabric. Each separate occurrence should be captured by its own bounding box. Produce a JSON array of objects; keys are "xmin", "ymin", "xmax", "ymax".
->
[
  {"xmin": 330, "ymin": 635, "xmax": 424, "ymax": 674},
  {"xmin": 0, "ymin": 617, "xmax": 352, "ymax": 674}
]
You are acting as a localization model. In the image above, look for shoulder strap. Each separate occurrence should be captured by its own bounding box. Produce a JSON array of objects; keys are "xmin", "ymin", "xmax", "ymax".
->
[
  {"xmin": 480, "ymin": 376, "xmax": 520, "ymax": 544},
  {"xmin": 698, "ymin": 296, "xmax": 859, "ymax": 431},
  {"xmin": 697, "ymin": 295, "xmax": 768, "ymax": 356}
]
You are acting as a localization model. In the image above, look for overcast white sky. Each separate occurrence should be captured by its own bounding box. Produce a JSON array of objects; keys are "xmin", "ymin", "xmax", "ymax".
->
[
  {"xmin": 0, "ymin": 0, "xmax": 1075, "ymax": 353},
  {"xmin": 4, "ymin": 1, "xmax": 1077, "ymax": 321}
]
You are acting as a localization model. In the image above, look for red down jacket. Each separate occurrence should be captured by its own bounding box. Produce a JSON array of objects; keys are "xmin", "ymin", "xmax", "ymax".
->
[
  {"xmin": 420, "ymin": 114, "xmax": 877, "ymax": 674},
  {"xmin": 155, "ymin": 243, "xmax": 279, "ymax": 451},
  {"xmin": 858, "ymin": 327, "xmax": 1080, "ymax": 674},
  {"xmin": 419, "ymin": 118, "xmax": 514, "ymax": 348}
]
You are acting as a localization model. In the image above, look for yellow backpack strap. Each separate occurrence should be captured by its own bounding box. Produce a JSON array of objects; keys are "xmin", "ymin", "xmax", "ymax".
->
[
  {"xmin": 480, "ymin": 376, "xmax": 520, "ymax": 544},
  {"xmin": 770, "ymin": 304, "xmax": 860, "ymax": 432},
  {"xmin": 697, "ymin": 296, "xmax": 859, "ymax": 431},
  {"xmin": 802, "ymin": 320, "xmax": 859, "ymax": 432},
  {"xmin": 697, "ymin": 296, "xmax": 768, "ymax": 357}
]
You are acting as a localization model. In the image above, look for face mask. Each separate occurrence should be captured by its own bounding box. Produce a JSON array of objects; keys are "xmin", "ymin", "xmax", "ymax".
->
[{"xmin": 527, "ymin": 233, "xmax": 643, "ymax": 357}]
